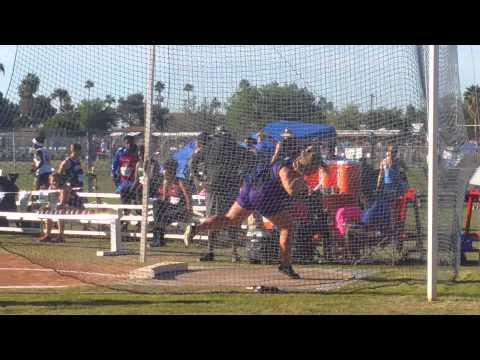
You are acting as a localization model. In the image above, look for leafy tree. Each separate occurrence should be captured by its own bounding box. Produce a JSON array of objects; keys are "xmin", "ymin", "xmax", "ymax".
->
[
  {"xmin": 117, "ymin": 93, "xmax": 145, "ymax": 127},
  {"xmin": 464, "ymin": 85, "xmax": 480, "ymax": 141},
  {"xmin": 153, "ymin": 104, "xmax": 170, "ymax": 131},
  {"xmin": 192, "ymin": 97, "xmax": 223, "ymax": 132},
  {"xmin": 225, "ymin": 80, "xmax": 332, "ymax": 136},
  {"xmin": 105, "ymin": 95, "xmax": 116, "ymax": 107},
  {"xmin": 43, "ymin": 110, "xmax": 81, "ymax": 132},
  {"xmin": 363, "ymin": 107, "xmax": 404, "ymax": 130},
  {"xmin": 0, "ymin": 92, "xmax": 20, "ymax": 127},
  {"xmin": 17, "ymin": 95, "xmax": 57, "ymax": 128},
  {"xmin": 78, "ymin": 98, "xmax": 117, "ymax": 131},
  {"xmin": 328, "ymin": 104, "xmax": 363, "ymax": 130}
]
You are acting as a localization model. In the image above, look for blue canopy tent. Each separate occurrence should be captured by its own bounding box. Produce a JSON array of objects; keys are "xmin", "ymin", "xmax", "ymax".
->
[
  {"xmin": 259, "ymin": 120, "xmax": 336, "ymax": 143},
  {"xmin": 172, "ymin": 120, "xmax": 337, "ymax": 179}
]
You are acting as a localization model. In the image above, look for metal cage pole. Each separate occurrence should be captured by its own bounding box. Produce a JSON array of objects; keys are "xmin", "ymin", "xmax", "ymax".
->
[
  {"xmin": 140, "ymin": 45, "xmax": 156, "ymax": 263},
  {"xmin": 427, "ymin": 45, "xmax": 439, "ymax": 302}
]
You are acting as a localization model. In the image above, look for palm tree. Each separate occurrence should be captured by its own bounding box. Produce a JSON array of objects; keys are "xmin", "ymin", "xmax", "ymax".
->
[
  {"xmin": 51, "ymin": 88, "xmax": 70, "ymax": 112},
  {"xmin": 210, "ymin": 97, "xmax": 221, "ymax": 113},
  {"xmin": 18, "ymin": 73, "xmax": 40, "ymax": 118},
  {"xmin": 464, "ymin": 85, "xmax": 480, "ymax": 142},
  {"xmin": 183, "ymin": 83, "xmax": 194, "ymax": 124},
  {"xmin": 18, "ymin": 73, "xmax": 40, "ymax": 98},
  {"xmin": 85, "ymin": 80, "xmax": 94, "ymax": 99},
  {"xmin": 183, "ymin": 83, "xmax": 194, "ymax": 110},
  {"xmin": 154, "ymin": 81, "xmax": 165, "ymax": 107}
]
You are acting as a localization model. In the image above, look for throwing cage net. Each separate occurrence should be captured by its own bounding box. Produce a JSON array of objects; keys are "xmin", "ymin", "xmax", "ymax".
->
[{"xmin": 0, "ymin": 45, "xmax": 472, "ymax": 293}]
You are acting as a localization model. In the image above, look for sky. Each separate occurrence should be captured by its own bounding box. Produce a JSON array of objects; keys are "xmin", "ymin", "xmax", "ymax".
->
[{"xmin": 1, "ymin": 45, "xmax": 480, "ymax": 110}]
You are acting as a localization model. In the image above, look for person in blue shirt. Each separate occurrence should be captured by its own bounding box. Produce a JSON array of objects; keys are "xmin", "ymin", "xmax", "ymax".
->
[
  {"xmin": 255, "ymin": 131, "xmax": 275, "ymax": 168},
  {"xmin": 376, "ymin": 144, "xmax": 408, "ymax": 201},
  {"xmin": 112, "ymin": 135, "xmax": 136, "ymax": 188}
]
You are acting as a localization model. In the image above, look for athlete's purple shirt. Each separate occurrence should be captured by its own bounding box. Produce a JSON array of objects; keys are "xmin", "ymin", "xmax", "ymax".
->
[{"xmin": 237, "ymin": 161, "xmax": 291, "ymax": 218}]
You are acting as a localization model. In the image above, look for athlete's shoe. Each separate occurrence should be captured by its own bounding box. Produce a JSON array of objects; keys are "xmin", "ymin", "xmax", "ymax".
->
[
  {"xmin": 50, "ymin": 236, "xmax": 65, "ymax": 243},
  {"xmin": 231, "ymin": 253, "xmax": 241, "ymax": 263},
  {"xmin": 278, "ymin": 265, "xmax": 300, "ymax": 279},
  {"xmin": 37, "ymin": 235, "xmax": 51, "ymax": 243},
  {"xmin": 199, "ymin": 252, "xmax": 215, "ymax": 262}
]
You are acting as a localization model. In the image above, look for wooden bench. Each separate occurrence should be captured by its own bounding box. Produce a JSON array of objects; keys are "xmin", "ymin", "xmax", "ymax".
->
[
  {"xmin": 3, "ymin": 191, "xmax": 209, "ymax": 250},
  {"xmin": 0, "ymin": 211, "xmax": 126, "ymax": 256}
]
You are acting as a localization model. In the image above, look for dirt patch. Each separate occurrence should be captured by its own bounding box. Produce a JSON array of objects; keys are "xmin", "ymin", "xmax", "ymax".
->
[
  {"xmin": 129, "ymin": 265, "xmax": 375, "ymax": 292},
  {"xmin": 0, "ymin": 253, "xmax": 139, "ymax": 288},
  {"xmin": 0, "ymin": 254, "xmax": 85, "ymax": 288}
]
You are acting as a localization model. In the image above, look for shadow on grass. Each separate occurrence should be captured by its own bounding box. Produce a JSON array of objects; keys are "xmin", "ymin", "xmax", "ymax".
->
[{"xmin": 0, "ymin": 298, "xmax": 221, "ymax": 308}]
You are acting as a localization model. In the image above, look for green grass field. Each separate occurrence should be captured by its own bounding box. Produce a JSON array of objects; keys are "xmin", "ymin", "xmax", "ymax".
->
[{"xmin": 0, "ymin": 268, "xmax": 479, "ymax": 315}]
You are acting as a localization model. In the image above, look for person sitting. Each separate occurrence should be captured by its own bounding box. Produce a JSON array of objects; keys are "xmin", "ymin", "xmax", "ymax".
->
[
  {"xmin": 0, "ymin": 173, "xmax": 19, "ymax": 227},
  {"xmin": 151, "ymin": 159, "xmax": 193, "ymax": 247},
  {"xmin": 376, "ymin": 145, "xmax": 408, "ymax": 201},
  {"xmin": 37, "ymin": 173, "xmax": 85, "ymax": 243},
  {"xmin": 184, "ymin": 145, "xmax": 325, "ymax": 279}
]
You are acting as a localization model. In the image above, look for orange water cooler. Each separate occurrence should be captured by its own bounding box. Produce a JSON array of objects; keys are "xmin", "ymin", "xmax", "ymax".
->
[
  {"xmin": 336, "ymin": 161, "xmax": 361, "ymax": 194},
  {"xmin": 319, "ymin": 161, "xmax": 338, "ymax": 190}
]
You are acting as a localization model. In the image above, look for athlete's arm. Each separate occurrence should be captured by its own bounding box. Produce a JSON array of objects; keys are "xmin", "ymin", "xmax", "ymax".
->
[
  {"xmin": 279, "ymin": 166, "xmax": 310, "ymax": 199},
  {"xmin": 33, "ymin": 149, "xmax": 44, "ymax": 172},
  {"xmin": 58, "ymin": 159, "xmax": 69, "ymax": 175}
]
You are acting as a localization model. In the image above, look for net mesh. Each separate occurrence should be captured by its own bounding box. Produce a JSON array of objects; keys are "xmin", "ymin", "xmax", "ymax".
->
[{"xmin": 0, "ymin": 45, "xmax": 471, "ymax": 293}]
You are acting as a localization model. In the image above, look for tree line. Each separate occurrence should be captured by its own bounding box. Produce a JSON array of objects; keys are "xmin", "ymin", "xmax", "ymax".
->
[{"xmin": 0, "ymin": 70, "xmax": 432, "ymax": 137}]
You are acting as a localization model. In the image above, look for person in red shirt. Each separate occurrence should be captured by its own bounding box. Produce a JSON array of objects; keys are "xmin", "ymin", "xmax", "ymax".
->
[{"xmin": 116, "ymin": 143, "xmax": 138, "ymax": 204}]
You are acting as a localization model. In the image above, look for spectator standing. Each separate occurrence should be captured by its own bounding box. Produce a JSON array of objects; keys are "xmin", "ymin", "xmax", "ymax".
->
[
  {"xmin": 112, "ymin": 135, "xmax": 136, "ymax": 189},
  {"xmin": 31, "ymin": 136, "xmax": 53, "ymax": 190},
  {"xmin": 58, "ymin": 143, "xmax": 85, "ymax": 209},
  {"xmin": 193, "ymin": 127, "xmax": 248, "ymax": 262}
]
